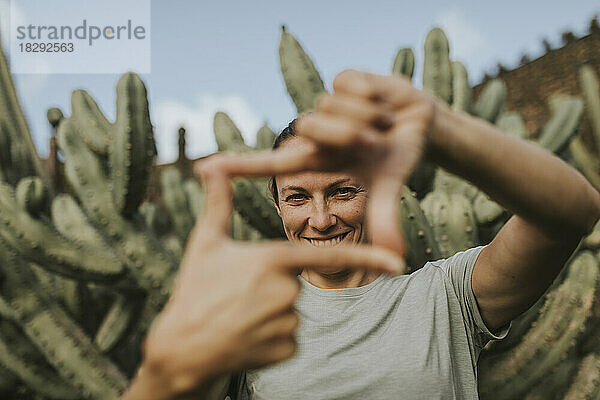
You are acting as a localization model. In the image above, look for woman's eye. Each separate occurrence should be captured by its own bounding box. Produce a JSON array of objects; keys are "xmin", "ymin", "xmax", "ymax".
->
[
  {"xmin": 334, "ymin": 187, "xmax": 357, "ymax": 197},
  {"xmin": 285, "ymin": 194, "xmax": 307, "ymax": 203}
]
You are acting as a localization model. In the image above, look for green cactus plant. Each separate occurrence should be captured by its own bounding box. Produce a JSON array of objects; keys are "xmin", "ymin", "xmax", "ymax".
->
[
  {"xmin": 479, "ymin": 251, "xmax": 599, "ymax": 400},
  {"xmin": 451, "ymin": 61, "xmax": 471, "ymax": 113},
  {"xmin": 420, "ymin": 191, "xmax": 479, "ymax": 258},
  {"xmin": 392, "ymin": 48, "xmax": 415, "ymax": 80},
  {"xmin": 214, "ymin": 111, "xmax": 254, "ymax": 152},
  {"xmin": 536, "ymin": 96, "xmax": 584, "ymax": 154},
  {"xmin": 0, "ymin": 39, "xmax": 49, "ymax": 188},
  {"xmin": 495, "ymin": 111, "xmax": 529, "ymax": 139},
  {"xmin": 256, "ymin": 123, "xmax": 276, "ymax": 150},
  {"xmin": 70, "ymin": 89, "xmax": 112, "ymax": 156},
  {"xmin": 422, "ymin": 28, "xmax": 452, "ymax": 104},
  {"xmin": 109, "ymin": 73, "xmax": 156, "ymax": 217},
  {"xmin": 279, "ymin": 25, "xmax": 326, "ymax": 113},
  {"xmin": 397, "ymin": 186, "xmax": 441, "ymax": 272},
  {"xmin": 578, "ymin": 65, "xmax": 600, "ymax": 148},
  {"xmin": 473, "ymin": 79, "xmax": 507, "ymax": 123}
]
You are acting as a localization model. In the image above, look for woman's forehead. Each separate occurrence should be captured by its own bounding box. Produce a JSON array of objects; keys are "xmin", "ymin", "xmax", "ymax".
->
[
  {"xmin": 277, "ymin": 171, "xmax": 362, "ymax": 191},
  {"xmin": 275, "ymin": 136, "xmax": 365, "ymax": 191}
]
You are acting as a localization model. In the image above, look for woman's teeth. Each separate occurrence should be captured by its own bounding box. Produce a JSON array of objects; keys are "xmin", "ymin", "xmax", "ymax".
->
[{"xmin": 306, "ymin": 233, "xmax": 347, "ymax": 247}]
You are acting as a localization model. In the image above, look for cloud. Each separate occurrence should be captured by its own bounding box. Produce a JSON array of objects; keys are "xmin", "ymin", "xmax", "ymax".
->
[
  {"xmin": 152, "ymin": 94, "xmax": 263, "ymax": 164},
  {"xmin": 434, "ymin": 8, "xmax": 487, "ymax": 65}
]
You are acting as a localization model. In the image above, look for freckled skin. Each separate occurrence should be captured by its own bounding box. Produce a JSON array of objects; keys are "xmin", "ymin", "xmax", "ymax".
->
[{"xmin": 273, "ymin": 137, "xmax": 380, "ymax": 288}]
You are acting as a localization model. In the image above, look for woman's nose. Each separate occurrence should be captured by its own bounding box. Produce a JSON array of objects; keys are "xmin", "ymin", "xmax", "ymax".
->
[{"xmin": 308, "ymin": 202, "xmax": 337, "ymax": 232}]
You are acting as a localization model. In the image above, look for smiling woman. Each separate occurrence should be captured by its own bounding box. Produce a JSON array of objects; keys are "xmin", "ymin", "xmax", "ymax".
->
[{"xmin": 268, "ymin": 119, "xmax": 374, "ymax": 288}]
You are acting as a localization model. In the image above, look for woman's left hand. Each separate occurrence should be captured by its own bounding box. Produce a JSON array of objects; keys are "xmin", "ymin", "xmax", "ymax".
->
[{"xmin": 204, "ymin": 70, "xmax": 438, "ymax": 255}]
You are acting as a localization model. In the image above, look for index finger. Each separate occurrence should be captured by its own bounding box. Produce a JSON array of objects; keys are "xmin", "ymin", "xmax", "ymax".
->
[
  {"xmin": 194, "ymin": 144, "xmax": 318, "ymax": 179},
  {"xmin": 262, "ymin": 242, "xmax": 406, "ymax": 275}
]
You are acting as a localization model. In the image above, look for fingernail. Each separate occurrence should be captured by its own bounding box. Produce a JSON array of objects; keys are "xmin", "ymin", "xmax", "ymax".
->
[{"xmin": 372, "ymin": 114, "xmax": 393, "ymax": 131}]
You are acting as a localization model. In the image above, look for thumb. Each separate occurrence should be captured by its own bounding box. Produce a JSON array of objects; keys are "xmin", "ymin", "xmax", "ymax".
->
[{"xmin": 367, "ymin": 173, "xmax": 407, "ymax": 256}]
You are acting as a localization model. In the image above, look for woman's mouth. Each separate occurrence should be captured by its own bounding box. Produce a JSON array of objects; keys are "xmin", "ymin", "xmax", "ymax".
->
[{"xmin": 304, "ymin": 232, "xmax": 350, "ymax": 247}]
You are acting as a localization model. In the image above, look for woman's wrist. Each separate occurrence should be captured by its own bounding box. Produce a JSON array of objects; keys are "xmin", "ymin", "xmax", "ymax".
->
[
  {"xmin": 423, "ymin": 97, "xmax": 456, "ymax": 164},
  {"xmin": 121, "ymin": 335, "xmax": 227, "ymax": 400}
]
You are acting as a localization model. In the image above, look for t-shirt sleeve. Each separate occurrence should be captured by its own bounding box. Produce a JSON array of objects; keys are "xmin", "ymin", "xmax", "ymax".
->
[{"xmin": 435, "ymin": 245, "xmax": 511, "ymax": 349}]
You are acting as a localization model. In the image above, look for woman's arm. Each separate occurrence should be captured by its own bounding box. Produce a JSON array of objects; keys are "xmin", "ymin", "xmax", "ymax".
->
[
  {"xmin": 212, "ymin": 69, "xmax": 600, "ymax": 334},
  {"xmin": 428, "ymin": 103, "xmax": 600, "ymax": 330}
]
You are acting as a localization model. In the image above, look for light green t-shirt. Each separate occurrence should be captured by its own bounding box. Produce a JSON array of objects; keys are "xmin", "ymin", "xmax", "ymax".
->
[{"xmin": 241, "ymin": 246, "xmax": 509, "ymax": 399}]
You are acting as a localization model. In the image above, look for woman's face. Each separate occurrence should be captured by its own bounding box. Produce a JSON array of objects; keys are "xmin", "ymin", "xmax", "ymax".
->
[{"xmin": 274, "ymin": 137, "xmax": 368, "ymax": 247}]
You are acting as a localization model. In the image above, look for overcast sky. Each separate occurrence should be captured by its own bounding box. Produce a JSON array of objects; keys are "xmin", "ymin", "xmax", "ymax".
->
[{"xmin": 1, "ymin": 0, "xmax": 599, "ymax": 163}]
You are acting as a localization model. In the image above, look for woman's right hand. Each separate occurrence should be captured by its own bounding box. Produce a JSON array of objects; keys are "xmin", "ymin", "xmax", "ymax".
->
[{"xmin": 122, "ymin": 155, "xmax": 404, "ymax": 400}]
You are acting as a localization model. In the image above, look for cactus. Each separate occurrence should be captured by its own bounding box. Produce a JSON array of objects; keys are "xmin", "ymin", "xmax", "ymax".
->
[
  {"xmin": 522, "ymin": 355, "xmax": 580, "ymax": 400},
  {"xmin": 15, "ymin": 176, "xmax": 48, "ymax": 217},
  {"xmin": 232, "ymin": 178, "xmax": 285, "ymax": 239},
  {"xmin": 57, "ymin": 116, "xmax": 177, "ymax": 311},
  {"xmin": 479, "ymin": 251, "xmax": 599, "ymax": 400},
  {"xmin": 160, "ymin": 167, "xmax": 195, "ymax": 242},
  {"xmin": 70, "ymin": 89, "xmax": 112, "ymax": 156},
  {"xmin": 214, "ymin": 111, "xmax": 253, "ymax": 152},
  {"xmin": 397, "ymin": 186, "xmax": 441, "ymax": 272},
  {"xmin": 422, "ymin": 28, "xmax": 452, "ymax": 104},
  {"xmin": 473, "ymin": 79, "xmax": 507, "ymax": 123},
  {"xmin": 420, "ymin": 191, "xmax": 478, "ymax": 258},
  {"xmin": 536, "ymin": 96, "xmax": 584, "ymax": 154},
  {"xmin": 109, "ymin": 72, "xmax": 156, "ymax": 217},
  {"xmin": 495, "ymin": 111, "xmax": 529, "ymax": 139},
  {"xmin": 51, "ymin": 194, "xmax": 111, "ymax": 252},
  {"xmin": 432, "ymin": 168, "xmax": 480, "ymax": 202},
  {"xmin": 563, "ymin": 352, "xmax": 600, "ymax": 399},
  {"xmin": 451, "ymin": 61, "xmax": 471, "ymax": 113},
  {"xmin": 183, "ymin": 178, "xmax": 205, "ymax": 219},
  {"xmin": 256, "ymin": 123, "xmax": 276, "ymax": 150},
  {"xmin": 279, "ymin": 25, "xmax": 326, "ymax": 113},
  {"xmin": 0, "ymin": 241, "xmax": 129, "ymax": 399},
  {"xmin": 0, "ymin": 182, "xmax": 126, "ymax": 283},
  {"xmin": 94, "ymin": 294, "xmax": 142, "ymax": 353},
  {"xmin": 0, "ymin": 316, "xmax": 81, "ymax": 399},
  {"xmin": 0, "ymin": 39, "xmax": 48, "ymax": 187},
  {"xmin": 578, "ymin": 65, "xmax": 600, "ymax": 148},
  {"xmin": 569, "ymin": 136, "xmax": 600, "ymax": 191},
  {"xmin": 392, "ymin": 48, "xmax": 415, "ymax": 80}
]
